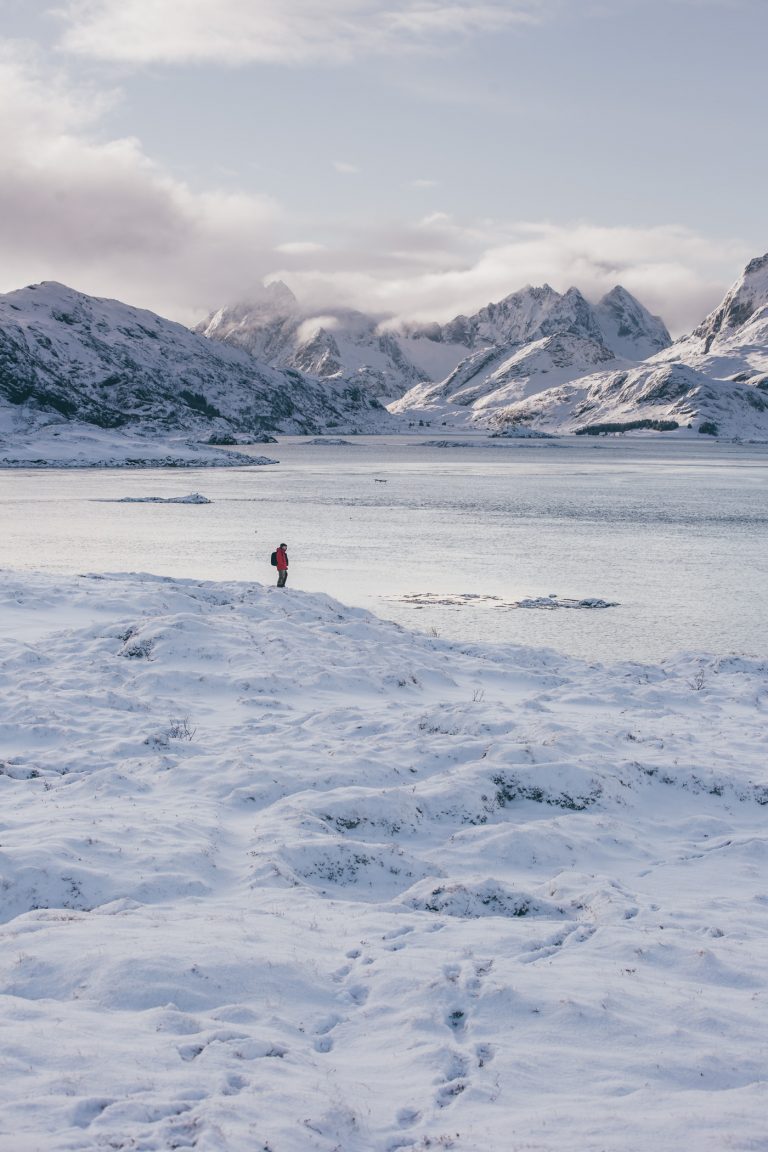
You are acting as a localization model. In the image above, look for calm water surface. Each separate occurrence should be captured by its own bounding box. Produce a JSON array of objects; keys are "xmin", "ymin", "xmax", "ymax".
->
[{"xmin": 2, "ymin": 435, "xmax": 767, "ymax": 664}]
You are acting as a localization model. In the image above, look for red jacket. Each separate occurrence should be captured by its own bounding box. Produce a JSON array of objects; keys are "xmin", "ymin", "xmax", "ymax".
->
[{"xmin": 276, "ymin": 547, "xmax": 288, "ymax": 571}]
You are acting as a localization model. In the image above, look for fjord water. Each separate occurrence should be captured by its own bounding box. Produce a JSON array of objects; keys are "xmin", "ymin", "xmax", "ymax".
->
[{"xmin": 2, "ymin": 436, "xmax": 767, "ymax": 664}]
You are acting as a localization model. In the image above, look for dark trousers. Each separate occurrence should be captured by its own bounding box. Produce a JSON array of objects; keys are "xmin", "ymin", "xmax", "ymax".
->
[{"xmin": 277, "ymin": 569, "xmax": 288, "ymax": 587}]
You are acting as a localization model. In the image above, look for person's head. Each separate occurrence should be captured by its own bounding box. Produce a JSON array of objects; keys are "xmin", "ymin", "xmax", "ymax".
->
[{"xmin": 280, "ymin": 543, "xmax": 287, "ymax": 549}]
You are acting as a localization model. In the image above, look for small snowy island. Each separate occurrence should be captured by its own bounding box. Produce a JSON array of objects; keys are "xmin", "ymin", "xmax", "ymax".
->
[{"xmin": 0, "ymin": 570, "xmax": 766, "ymax": 1150}]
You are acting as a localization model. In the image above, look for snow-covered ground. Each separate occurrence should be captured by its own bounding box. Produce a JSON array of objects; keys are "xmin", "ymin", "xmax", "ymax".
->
[{"xmin": 1, "ymin": 570, "xmax": 766, "ymax": 1151}]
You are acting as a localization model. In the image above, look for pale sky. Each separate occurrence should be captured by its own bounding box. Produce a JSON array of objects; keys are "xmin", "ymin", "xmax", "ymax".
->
[{"xmin": 0, "ymin": 0, "xmax": 765, "ymax": 333}]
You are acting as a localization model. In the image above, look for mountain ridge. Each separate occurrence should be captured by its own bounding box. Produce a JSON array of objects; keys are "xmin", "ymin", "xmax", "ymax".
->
[
  {"xmin": 2, "ymin": 255, "xmax": 767, "ymax": 455},
  {"xmin": 200, "ymin": 282, "xmax": 672, "ymax": 418},
  {"xmin": 0, "ymin": 281, "xmax": 395, "ymax": 447}
]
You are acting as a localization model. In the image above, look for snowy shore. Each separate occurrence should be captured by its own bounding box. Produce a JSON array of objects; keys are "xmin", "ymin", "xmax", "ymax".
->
[
  {"xmin": 0, "ymin": 425, "xmax": 277, "ymax": 469},
  {"xmin": 1, "ymin": 571, "xmax": 766, "ymax": 1151}
]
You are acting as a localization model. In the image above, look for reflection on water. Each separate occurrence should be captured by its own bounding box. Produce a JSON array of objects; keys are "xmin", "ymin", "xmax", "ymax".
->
[{"xmin": 2, "ymin": 435, "xmax": 767, "ymax": 663}]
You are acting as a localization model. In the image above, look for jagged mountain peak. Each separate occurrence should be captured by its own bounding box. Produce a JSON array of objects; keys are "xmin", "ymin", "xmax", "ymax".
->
[
  {"xmin": 504, "ymin": 282, "xmax": 558, "ymax": 300},
  {"xmin": 443, "ymin": 282, "xmax": 600, "ymax": 351},
  {"xmin": 237, "ymin": 279, "xmax": 298, "ymax": 311},
  {"xmin": 201, "ymin": 280, "xmax": 299, "ymax": 333},
  {"xmin": 595, "ymin": 285, "xmax": 671, "ymax": 360},
  {"xmin": 692, "ymin": 251, "xmax": 768, "ymax": 351},
  {"xmin": 262, "ymin": 279, "xmax": 297, "ymax": 305},
  {"xmin": 479, "ymin": 282, "xmax": 561, "ymax": 317},
  {"xmin": 600, "ymin": 285, "xmax": 637, "ymax": 308}
]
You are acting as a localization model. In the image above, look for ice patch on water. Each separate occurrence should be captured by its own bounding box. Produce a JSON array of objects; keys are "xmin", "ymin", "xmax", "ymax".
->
[{"xmin": 395, "ymin": 591, "xmax": 618, "ymax": 610}]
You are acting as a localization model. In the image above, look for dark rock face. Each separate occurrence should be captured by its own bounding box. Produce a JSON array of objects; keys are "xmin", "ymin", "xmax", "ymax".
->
[{"xmin": 692, "ymin": 252, "xmax": 768, "ymax": 353}]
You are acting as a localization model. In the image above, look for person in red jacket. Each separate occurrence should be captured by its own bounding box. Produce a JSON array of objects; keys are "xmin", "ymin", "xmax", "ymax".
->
[{"xmin": 275, "ymin": 543, "xmax": 289, "ymax": 587}]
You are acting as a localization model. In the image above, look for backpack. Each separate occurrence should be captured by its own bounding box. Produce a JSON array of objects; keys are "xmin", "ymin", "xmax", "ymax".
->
[{"xmin": 270, "ymin": 551, "xmax": 277, "ymax": 567}]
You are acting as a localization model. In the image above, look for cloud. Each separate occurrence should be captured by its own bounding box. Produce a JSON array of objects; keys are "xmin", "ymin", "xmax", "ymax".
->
[
  {"xmin": 0, "ymin": 42, "xmax": 283, "ymax": 320},
  {"xmin": 384, "ymin": 2, "xmax": 539, "ymax": 35},
  {"xmin": 333, "ymin": 160, "xmax": 360, "ymax": 175},
  {"xmin": 265, "ymin": 218, "xmax": 751, "ymax": 336},
  {"xmin": 54, "ymin": 0, "xmax": 544, "ymax": 65},
  {"xmin": 0, "ymin": 42, "xmax": 751, "ymax": 337},
  {"xmin": 275, "ymin": 241, "xmax": 328, "ymax": 256},
  {"xmin": 54, "ymin": 0, "xmax": 753, "ymax": 69},
  {"xmin": 295, "ymin": 315, "xmax": 341, "ymax": 342}
]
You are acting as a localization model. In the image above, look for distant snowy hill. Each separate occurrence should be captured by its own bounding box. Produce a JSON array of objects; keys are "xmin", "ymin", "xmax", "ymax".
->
[
  {"xmin": 483, "ymin": 254, "xmax": 768, "ymax": 439},
  {"xmin": 390, "ymin": 285, "xmax": 671, "ymax": 424},
  {"xmin": 0, "ymin": 283, "xmax": 395, "ymax": 462}
]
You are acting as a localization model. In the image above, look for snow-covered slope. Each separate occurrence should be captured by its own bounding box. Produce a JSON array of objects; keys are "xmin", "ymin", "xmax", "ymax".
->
[
  {"xmin": 390, "ymin": 285, "xmax": 671, "ymax": 426},
  {"xmin": 1, "ymin": 569, "xmax": 766, "ymax": 1150},
  {"xmin": 0, "ymin": 283, "xmax": 396, "ymax": 458},
  {"xmin": 484, "ymin": 254, "xmax": 768, "ymax": 439}
]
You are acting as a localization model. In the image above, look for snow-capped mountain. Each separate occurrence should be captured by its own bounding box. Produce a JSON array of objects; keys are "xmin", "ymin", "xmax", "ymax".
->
[
  {"xmin": 6, "ymin": 257, "xmax": 765, "ymax": 451},
  {"xmin": 201, "ymin": 282, "xmax": 671, "ymax": 419},
  {"xmin": 0, "ymin": 282, "xmax": 395, "ymax": 447},
  {"xmin": 418, "ymin": 283, "xmax": 669, "ymax": 358},
  {"xmin": 483, "ymin": 254, "xmax": 768, "ymax": 439},
  {"xmin": 197, "ymin": 283, "xmax": 442, "ymax": 401},
  {"xmin": 390, "ymin": 285, "xmax": 671, "ymax": 423}
]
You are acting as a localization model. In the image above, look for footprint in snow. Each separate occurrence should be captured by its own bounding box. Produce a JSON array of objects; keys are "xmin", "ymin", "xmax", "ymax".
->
[
  {"xmin": 384, "ymin": 924, "xmax": 414, "ymax": 951},
  {"xmin": 313, "ymin": 1013, "xmax": 343, "ymax": 1053},
  {"xmin": 435, "ymin": 1048, "xmax": 470, "ymax": 1109},
  {"xmin": 436, "ymin": 1077, "xmax": 467, "ymax": 1108},
  {"xmin": 222, "ymin": 1073, "xmax": 248, "ymax": 1095},
  {"xmin": 519, "ymin": 921, "xmax": 595, "ymax": 963},
  {"xmin": 396, "ymin": 1107, "xmax": 421, "ymax": 1128},
  {"xmin": 345, "ymin": 983, "xmax": 369, "ymax": 1006}
]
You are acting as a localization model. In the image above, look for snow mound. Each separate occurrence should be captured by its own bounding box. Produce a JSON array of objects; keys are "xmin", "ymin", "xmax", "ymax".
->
[{"xmin": 401, "ymin": 878, "xmax": 570, "ymax": 919}]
